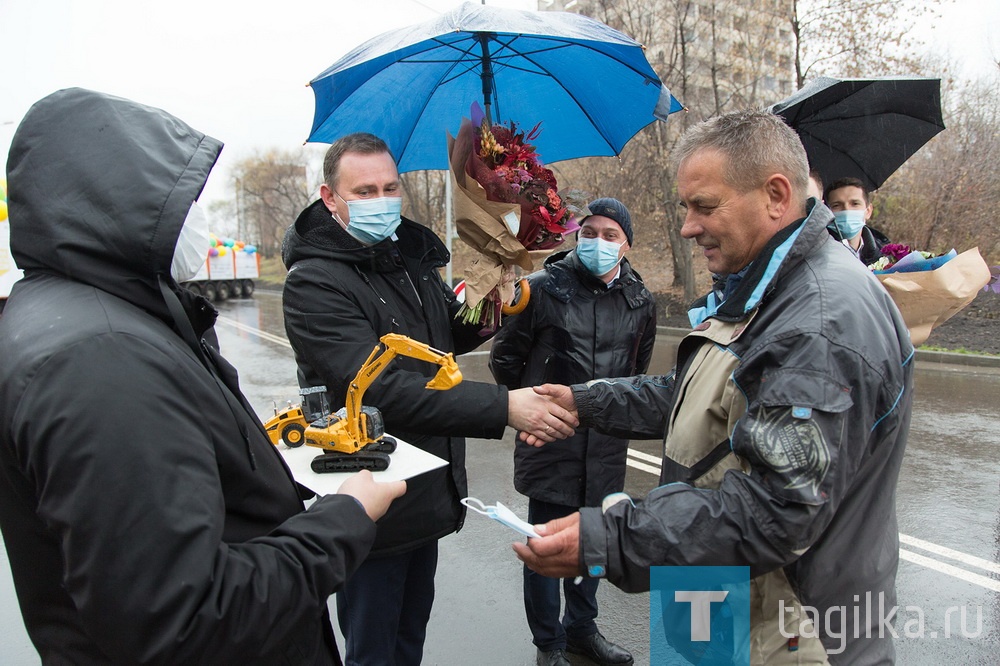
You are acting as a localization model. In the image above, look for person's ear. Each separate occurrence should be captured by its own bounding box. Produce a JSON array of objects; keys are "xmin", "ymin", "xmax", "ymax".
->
[
  {"xmin": 865, "ymin": 201, "xmax": 874, "ymax": 221},
  {"xmin": 319, "ymin": 184, "xmax": 337, "ymax": 215},
  {"xmin": 764, "ymin": 173, "xmax": 793, "ymax": 220}
]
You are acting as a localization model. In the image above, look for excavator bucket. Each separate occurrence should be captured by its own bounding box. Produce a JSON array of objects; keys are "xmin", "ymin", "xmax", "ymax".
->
[{"xmin": 424, "ymin": 360, "xmax": 462, "ymax": 390}]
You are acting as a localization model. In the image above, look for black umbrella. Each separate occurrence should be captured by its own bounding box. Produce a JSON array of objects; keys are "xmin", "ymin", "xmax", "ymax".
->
[{"xmin": 768, "ymin": 77, "xmax": 945, "ymax": 191}]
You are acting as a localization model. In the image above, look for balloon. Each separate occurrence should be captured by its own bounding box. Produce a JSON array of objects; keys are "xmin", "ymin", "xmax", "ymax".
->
[
  {"xmin": 210, "ymin": 237, "xmax": 218, "ymax": 247},
  {"xmin": 0, "ymin": 178, "xmax": 6, "ymax": 200},
  {"xmin": 0, "ymin": 200, "xmax": 7, "ymax": 222},
  {"xmin": 209, "ymin": 247, "xmax": 219, "ymax": 257},
  {"xmin": 224, "ymin": 239, "xmax": 235, "ymax": 248},
  {"xmin": 218, "ymin": 247, "xmax": 228, "ymax": 256},
  {"xmin": 245, "ymin": 245, "xmax": 257, "ymax": 253}
]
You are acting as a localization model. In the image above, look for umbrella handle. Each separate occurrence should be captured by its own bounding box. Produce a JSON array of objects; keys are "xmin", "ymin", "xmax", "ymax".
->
[{"xmin": 501, "ymin": 279, "xmax": 530, "ymax": 315}]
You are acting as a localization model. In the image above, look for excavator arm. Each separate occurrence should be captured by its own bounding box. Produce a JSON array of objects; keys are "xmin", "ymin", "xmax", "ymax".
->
[
  {"xmin": 266, "ymin": 334, "xmax": 463, "ymax": 472},
  {"xmin": 341, "ymin": 333, "xmax": 463, "ymax": 449}
]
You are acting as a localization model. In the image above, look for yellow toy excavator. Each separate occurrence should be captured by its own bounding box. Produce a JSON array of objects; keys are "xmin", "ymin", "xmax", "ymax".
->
[{"xmin": 263, "ymin": 333, "xmax": 463, "ymax": 474}]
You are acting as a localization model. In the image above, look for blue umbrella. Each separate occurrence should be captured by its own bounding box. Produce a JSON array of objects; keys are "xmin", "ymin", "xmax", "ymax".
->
[{"xmin": 307, "ymin": 2, "xmax": 682, "ymax": 173}]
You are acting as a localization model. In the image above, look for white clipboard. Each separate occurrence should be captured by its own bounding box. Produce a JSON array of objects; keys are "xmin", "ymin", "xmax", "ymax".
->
[{"xmin": 277, "ymin": 437, "xmax": 447, "ymax": 495}]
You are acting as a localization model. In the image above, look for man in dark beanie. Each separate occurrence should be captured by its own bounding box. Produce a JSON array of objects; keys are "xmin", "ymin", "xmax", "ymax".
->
[{"xmin": 489, "ymin": 197, "xmax": 656, "ymax": 666}]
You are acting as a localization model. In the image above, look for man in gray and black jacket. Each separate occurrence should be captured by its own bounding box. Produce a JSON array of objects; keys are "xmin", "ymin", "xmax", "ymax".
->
[{"xmin": 514, "ymin": 110, "xmax": 913, "ymax": 665}]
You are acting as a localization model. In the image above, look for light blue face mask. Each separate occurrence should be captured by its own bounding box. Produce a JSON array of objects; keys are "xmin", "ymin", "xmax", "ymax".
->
[
  {"xmin": 829, "ymin": 209, "xmax": 866, "ymax": 240},
  {"xmin": 336, "ymin": 193, "xmax": 403, "ymax": 245},
  {"xmin": 461, "ymin": 497, "xmax": 539, "ymax": 538},
  {"xmin": 576, "ymin": 237, "xmax": 625, "ymax": 276}
]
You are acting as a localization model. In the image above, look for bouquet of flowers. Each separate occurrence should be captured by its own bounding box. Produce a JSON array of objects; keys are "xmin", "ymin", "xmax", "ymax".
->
[
  {"xmin": 448, "ymin": 102, "xmax": 582, "ymax": 331},
  {"xmin": 867, "ymin": 244, "xmax": 991, "ymax": 345}
]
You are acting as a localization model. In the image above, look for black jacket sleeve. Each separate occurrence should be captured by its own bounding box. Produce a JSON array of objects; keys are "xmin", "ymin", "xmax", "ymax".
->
[
  {"xmin": 284, "ymin": 262, "xmax": 509, "ymax": 439},
  {"xmin": 10, "ymin": 335, "xmax": 376, "ymax": 665},
  {"xmin": 487, "ymin": 293, "xmax": 537, "ymax": 390},
  {"xmin": 634, "ymin": 305, "xmax": 657, "ymax": 374},
  {"xmin": 571, "ymin": 373, "xmax": 674, "ymax": 440}
]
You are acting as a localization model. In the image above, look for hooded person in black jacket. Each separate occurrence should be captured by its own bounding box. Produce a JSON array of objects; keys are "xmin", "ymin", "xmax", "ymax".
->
[
  {"xmin": 0, "ymin": 89, "xmax": 406, "ymax": 665},
  {"xmin": 281, "ymin": 132, "xmax": 578, "ymax": 666},
  {"xmin": 490, "ymin": 198, "xmax": 656, "ymax": 666}
]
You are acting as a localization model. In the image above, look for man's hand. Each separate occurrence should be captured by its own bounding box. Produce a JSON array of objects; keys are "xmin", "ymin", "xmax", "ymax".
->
[
  {"xmin": 513, "ymin": 512, "xmax": 583, "ymax": 578},
  {"xmin": 507, "ymin": 385, "xmax": 579, "ymax": 445},
  {"xmin": 513, "ymin": 384, "xmax": 579, "ymax": 446},
  {"xmin": 337, "ymin": 470, "xmax": 406, "ymax": 522}
]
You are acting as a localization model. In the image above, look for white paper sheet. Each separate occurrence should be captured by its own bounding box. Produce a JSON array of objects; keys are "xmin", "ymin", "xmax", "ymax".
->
[{"xmin": 277, "ymin": 437, "xmax": 447, "ymax": 495}]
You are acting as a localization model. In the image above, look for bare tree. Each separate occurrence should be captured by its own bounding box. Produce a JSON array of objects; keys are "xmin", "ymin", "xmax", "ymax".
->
[
  {"xmin": 789, "ymin": 0, "xmax": 941, "ymax": 87},
  {"xmin": 877, "ymin": 70, "xmax": 1000, "ymax": 263},
  {"xmin": 400, "ymin": 170, "xmax": 448, "ymax": 237},
  {"xmin": 565, "ymin": 0, "xmax": 791, "ymax": 300},
  {"xmin": 231, "ymin": 149, "xmax": 317, "ymax": 258}
]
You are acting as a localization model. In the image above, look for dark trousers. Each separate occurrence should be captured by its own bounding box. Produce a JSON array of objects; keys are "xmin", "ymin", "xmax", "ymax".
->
[
  {"xmin": 336, "ymin": 541, "xmax": 438, "ymax": 666},
  {"xmin": 524, "ymin": 497, "xmax": 600, "ymax": 651}
]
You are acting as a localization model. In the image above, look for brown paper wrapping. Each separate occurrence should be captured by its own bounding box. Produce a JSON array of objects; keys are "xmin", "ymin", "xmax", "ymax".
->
[
  {"xmin": 877, "ymin": 248, "xmax": 991, "ymax": 346},
  {"xmin": 447, "ymin": 129, "xmax": 536, "ymax": 306}
]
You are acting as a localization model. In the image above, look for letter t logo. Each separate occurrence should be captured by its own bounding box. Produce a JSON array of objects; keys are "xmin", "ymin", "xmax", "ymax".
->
[{"xmin": 675, "ymin": 590, "xmax": 730, "ymax": 641}]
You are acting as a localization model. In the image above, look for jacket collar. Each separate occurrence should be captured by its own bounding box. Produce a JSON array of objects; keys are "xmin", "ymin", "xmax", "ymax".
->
[
  {"xmin": 542, "ymin": 250, "xmax": 650, "ymax": 309},
  {"xmin": 690, "ymin": 200, "xmax": 835, "ymax": 324},
  {"xmin": 282, "ymin": 199, "xmax": 451, "ymax": 272}
]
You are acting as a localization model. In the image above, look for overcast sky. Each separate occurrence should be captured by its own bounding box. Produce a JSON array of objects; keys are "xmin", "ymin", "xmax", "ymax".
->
[{"xmin": 2, "ymin": 0, "xmax": 997, "ymax": 211}]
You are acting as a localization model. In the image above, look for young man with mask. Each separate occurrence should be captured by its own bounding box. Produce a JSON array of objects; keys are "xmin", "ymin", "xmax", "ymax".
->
[
  {"xmin": 0, "ymin": 88, "xmax": 407, "ymax": 664},
  {"xmin": 489, "ymin": 198, "xmax": 656, "ymax": 666},
  {"xmin": 824, "ymin": 176, "xmax": 890, "ymax": 266},
  {"xmin": 281, "ymin": 132, "xmax": 578, "ymax": 666}
]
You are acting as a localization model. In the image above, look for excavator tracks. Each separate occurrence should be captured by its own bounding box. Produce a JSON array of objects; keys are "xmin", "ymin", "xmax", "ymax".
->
[{"xmin": 310, "ymin": 451, "xmax": 391, "ymax": 474}]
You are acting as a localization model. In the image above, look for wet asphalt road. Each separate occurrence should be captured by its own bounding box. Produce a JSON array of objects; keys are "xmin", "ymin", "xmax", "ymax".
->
[{"xmin": 1, "ymin": 291, "xmax": 998, "ymax": 664}]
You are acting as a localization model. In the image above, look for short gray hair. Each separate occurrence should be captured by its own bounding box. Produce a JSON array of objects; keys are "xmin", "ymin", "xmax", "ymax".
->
[
  {"xmin": 674, "ymin": 109, "xmax": 809, "ymax": 196},
  {"xmin": 323, "ymin": 133, "xmax": 394, "ymax": 189}
]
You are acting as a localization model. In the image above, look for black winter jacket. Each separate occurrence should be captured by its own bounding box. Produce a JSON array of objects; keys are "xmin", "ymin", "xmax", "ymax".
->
[
  {"xmin": 827, "ymin": 223, "xmax": 890, "ymax": 266},
  {"xmin": 489, "ymin": 251, "xmax": 656, "ymax": 506},
  {"xmin": 0, "ymin": 89, "xmax": 374, "ymax": 665},
  {"xmin": 282, "ymin": 201, "xmax": 509, "ymax": 556}
]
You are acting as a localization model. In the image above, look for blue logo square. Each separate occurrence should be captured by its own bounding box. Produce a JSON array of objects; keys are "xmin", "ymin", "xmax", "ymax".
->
[{"xmin": 650, "ymin": 566, "xmax": 750, "ymax": 665}]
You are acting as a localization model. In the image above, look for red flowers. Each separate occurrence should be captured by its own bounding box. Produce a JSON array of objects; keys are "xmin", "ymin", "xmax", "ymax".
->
[{"xmin": 467, "ymin": 111, "xmax": 577, "ymax": 250}]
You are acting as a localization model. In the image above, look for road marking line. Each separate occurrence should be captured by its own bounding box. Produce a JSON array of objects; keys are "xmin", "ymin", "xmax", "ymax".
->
[
  {"xmin": 216, "ymin": 316, "xmax": 292, "ymax": 348},
  {"xmin": 217, "ymin": 315, "xmax": 497, "ymax": 358},
  {"xmin": 900, "ymin": 533, "xmax": 1000, "ymax": 575},
  {"xmin": 900, "ymin": 548, "xmax": 1000, "ymax": 592},
  {"xmin": 628, "ymin": 449, "xmax": 662, "ymax": 464},
  {"xmin": 626, "ymin": 458, "xmax": 662, "ymax": 475}
]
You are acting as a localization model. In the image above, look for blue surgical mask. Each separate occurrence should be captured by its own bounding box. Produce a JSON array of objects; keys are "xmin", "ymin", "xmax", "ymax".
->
[
  {"xmin": 829, "ymin": 209, "xmax": 866, "ymax": 240},
  {"xmin": 576, "ymin": 237, "xmax": 625, "ymax": 276},
  {"xmin": 461, "ymin": 497, "xmax": 538, "ymax": 538},
  {"xmin": 336, "ymin": 193, "xmax": 402, "ymax": 245}
]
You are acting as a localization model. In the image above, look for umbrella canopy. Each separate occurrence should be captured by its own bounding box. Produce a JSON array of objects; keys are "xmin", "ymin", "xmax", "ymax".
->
[
  {"xmin": 768, "ymin": 76, "xmax": 945, "ymax": 191},
  {"xmin": 307, "ymin": 2, "xmax": 682, "ymax": 173}
]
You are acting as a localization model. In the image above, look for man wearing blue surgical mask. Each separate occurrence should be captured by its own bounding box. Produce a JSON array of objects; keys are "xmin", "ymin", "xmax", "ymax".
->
[
  {"xmin": 824, "ymin": 176, "xmax": 890, "ymax": 266},
  {"xmin": 282, "ymin": 132, "xmax": 579, "ymax": 666},
  {"xmin": 489, "ymin": 197, "xmax": 656, "ymax": 666}
]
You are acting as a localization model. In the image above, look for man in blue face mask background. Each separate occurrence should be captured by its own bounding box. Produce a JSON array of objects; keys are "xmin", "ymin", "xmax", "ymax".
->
[
  {"xmin": 281, "ymin": 132, "xmax": 579, "ymax": 666},
  {"xmin": 823, "ymin": 176, "xmax": 891, "ymax": 266},
  {"xmin": 489, "ymin": 197, "xmax": 656, "ymax": 666}
]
